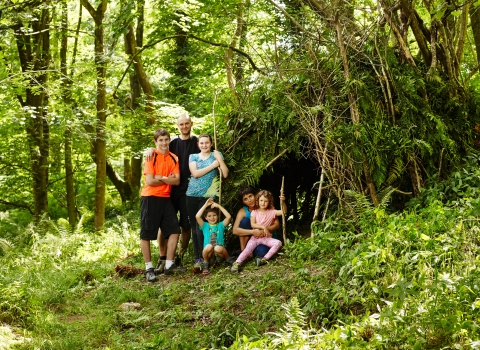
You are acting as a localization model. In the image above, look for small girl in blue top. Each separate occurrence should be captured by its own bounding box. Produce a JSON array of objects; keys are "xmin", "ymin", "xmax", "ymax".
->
[
  {"xmin": 195, "ymin": 198, "xmax": 232, "ymax": 274},
  {"xmin": 186, "ymin": 134, "xmax": 229, "ymax": 273}
]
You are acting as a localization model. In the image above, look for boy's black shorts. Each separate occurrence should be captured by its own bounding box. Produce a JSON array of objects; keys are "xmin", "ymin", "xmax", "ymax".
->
[{"xmin": 140, "ymin": 196, "xmax": 180, "ymax": 240}]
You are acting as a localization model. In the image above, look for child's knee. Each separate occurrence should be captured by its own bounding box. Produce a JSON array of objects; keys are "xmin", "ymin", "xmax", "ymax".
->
[
  {"xmin": 214, "ymin": 245, "xmax": 225, "ymax": 254},
  {"xmin": 203, "ymin": 244, "xmax": 214, "ymax": 253}
]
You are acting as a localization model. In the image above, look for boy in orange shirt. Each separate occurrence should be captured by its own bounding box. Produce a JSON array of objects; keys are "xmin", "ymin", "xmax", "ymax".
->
[{"xmin": 140, "ymin": 129, "xmax": 183, "ymax": 282}]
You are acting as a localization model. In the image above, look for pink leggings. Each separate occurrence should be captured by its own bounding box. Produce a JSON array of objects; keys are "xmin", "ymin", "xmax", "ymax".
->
[{"xmin": 236, "ymin": 237, "xmax": 282, "ymax": 263}]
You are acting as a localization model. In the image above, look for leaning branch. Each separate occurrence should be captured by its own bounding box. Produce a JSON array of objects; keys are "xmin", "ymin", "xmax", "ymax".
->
[
  {"xmin": 0, "ymin": 199, "xmax": 34, "ymax": 215},
  {"xmin": 113, "ymin": 34, "xmax": 264, "ymax": 96},
  {"xmin": 266, "ymin": 149, "xmax": 288, "ymax": 168}
]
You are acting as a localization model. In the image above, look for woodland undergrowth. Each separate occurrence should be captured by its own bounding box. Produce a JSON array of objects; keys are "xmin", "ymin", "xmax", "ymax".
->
[{"xmin": 1, "ymin": 155, "xmax": 480, "ymax": 349}]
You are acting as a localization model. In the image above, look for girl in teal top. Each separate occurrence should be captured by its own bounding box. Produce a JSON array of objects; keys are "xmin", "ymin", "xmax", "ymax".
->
[{"xmin": 186, "ymin": 134, "xmax": 229, "ymax": 273}]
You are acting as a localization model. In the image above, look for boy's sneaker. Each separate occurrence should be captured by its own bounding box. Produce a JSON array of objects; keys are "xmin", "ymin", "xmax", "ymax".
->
[
  {"xmin": 231, "ymin": 262, "xmax": 240, "ymax": 273},
  {"xmin": 202, "ymin": 262, "xmax": 210, "ymax": 275},
  {"xmin": 145, "ymin": 268, "xmax": 157, "ymax": 282},
  {"xmin": 193, "ymin": 259, "xmax": 202, "ymax": 274},
  {"xmin": 256, "ymin": 258, "xmax": 267, "ymax": 267},
  {"xmin": 164, "ymin": 263, "xmax": 186, "ymax": 276},
  {"xmin": 155, "ymin": 259, "xmax": 166, "ymax": 275}
]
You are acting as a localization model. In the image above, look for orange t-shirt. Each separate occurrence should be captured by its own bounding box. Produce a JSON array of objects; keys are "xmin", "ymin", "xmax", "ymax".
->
[{"xmin": 141, "ymin": 150, "xmax": 180, "ymax": 197}]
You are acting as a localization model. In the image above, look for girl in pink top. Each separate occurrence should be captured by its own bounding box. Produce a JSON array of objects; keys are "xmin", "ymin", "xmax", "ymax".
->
[{"xmin": 231, "ymin": 190, "xmax": 285, "ymax": 271}]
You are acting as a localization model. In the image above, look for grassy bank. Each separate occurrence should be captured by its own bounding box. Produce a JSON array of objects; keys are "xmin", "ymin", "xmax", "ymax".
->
[{"xmin": 2, "ymin": 155, "xmax": 480, "ymax": 349}]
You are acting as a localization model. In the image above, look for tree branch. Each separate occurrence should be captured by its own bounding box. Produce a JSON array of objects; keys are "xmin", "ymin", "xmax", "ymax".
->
[
  {"xmin": 113, "ymin": 34, "xmax": 264, "ymax": 97},
  {"xmin": 0, "ymin": 199, "xmax": 34, "ymax": 215}
]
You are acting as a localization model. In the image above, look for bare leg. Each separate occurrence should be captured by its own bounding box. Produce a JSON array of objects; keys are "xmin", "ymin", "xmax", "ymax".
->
[
  {"xmin": 140, "ymin": 239, "xmax": 152, "ymax": 263},
  {"xmin": 202, "ymin": 244, "xmax": 214, "ymax": 262},
  {"xmin": 166, "ymin": 234, "xmax": 180, "ymax": 261},
  {"xmin": 239, "ymin": 236, "xmax": 249, "ymax": 251},
  {"xmin": 239, "ymin": 236, "xmax": 253, "ymax": 259},
  {"xmin": 157, "ymin": 229, "xmax": 167, "ymax": 257},
  {"xmin": 179, "ymin": 226, "xmax": 191, "ymax": 254},
  {"xmin": 214, "ymin": 246, "xmax": 229, "ymax": 260}
]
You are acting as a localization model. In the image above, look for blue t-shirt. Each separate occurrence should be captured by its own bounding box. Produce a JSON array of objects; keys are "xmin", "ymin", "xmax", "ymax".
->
[
  {"xmin": 201, "ymin": 222, "xmax": 225, "ymax": 248},
  {"xmin": 186, "ymin": 153, "xmax": 223, "ymax": 197}
]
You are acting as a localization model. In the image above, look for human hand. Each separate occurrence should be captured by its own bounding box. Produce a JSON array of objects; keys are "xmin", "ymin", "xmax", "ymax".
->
[
  {"xmin": 263, "ymin": 228, "xmax": 271, "ymax": 238},
  {"xmin": 252, "ymin": 229, "xmax": 263, "ymax": 237},
  {"xmin": 279, "ymin": 194, "xmax": 285, "ymax": 201},
  {"xmin": 206, "ymin": 198, "xmax": 215, "ymax": 207},
  {"xmin": 213, "ymin": 150, "xmax": 222, "ymax": 161},
  {"xmin": 145, "ymin": 147, "xmax": 155, "ymax": 161}
]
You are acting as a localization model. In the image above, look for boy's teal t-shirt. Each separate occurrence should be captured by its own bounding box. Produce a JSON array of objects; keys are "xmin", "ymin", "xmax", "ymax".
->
[{"xmin": 201, "ymin": 222, "xmax": 226, "ymax": 248}]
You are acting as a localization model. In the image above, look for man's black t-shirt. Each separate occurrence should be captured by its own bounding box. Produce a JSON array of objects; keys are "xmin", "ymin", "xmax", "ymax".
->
[{"xmin": 169, "ymin": 135, "xmax": 200, "ymax": 195}]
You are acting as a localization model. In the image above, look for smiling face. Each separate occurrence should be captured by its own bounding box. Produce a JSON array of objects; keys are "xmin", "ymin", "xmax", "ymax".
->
[
  {"xmin": 204, "ymin": 210, "xmax": 219, "ymax": 225},
  {"xmin": 154, "ymin": 135, "xmax": 170, "ymax": 153},
  {"xmin": 177, "ymin": 114, "xmax": 193, "ymax": 138},
  {"xmin": 242, "ymin": 193, "xmax": 255, "ymax": 210},
  {"xmin": 258, "ymin": 195, "xmax": 270, "ymax": 210},
  {"xmin": 198, "ymin": 136, "xmax": 212, "ymax": 154}
]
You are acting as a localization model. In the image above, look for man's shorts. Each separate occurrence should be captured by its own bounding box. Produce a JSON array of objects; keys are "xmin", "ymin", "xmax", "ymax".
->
[
  {"xmin": 140, "ymin": 196, "xmax": 180, "ymax": 240},
  {"xmin": 170, "ymin": 194, "xmax": 190, "ymax": 228}
]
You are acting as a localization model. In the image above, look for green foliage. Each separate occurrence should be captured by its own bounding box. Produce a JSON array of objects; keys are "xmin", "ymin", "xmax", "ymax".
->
[{"xmin": 2, "ymin": 164, "xmax": 480, "ymax": 348}]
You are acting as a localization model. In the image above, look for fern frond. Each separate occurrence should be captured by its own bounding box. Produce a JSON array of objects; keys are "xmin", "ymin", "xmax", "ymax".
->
[
  {"xmin": 270, "ymin": 297, "xmax": 309, "ymax": 347},
  {"xmin": 384, "ymin": 157, "xmax": 404, "ymax": 187},
  {"xmin": 344, "ymin": 190, "xmax": 372, "ymax": 216},
  {"xmin": 204, "ymin": 176, "xmax": 220, "ymax": 198},
  {"xmin": 0, "ymin": 237, "xmax": 13, "ymax": 255},
  {"xmin": 377, "ymin": 186, "xmax": 395, "ymax": 209}
]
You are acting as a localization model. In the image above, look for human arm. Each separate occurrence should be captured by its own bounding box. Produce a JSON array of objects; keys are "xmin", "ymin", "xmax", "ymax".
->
[
  {"xmin": 266, "ymin": 218, "xmax": 280, "ymax": 233},
  {"xmin": 232, "ymin": 208, "xmax": 263, "ymax": 237},
  {"xmin": 211, "ymin": 202, "xmax": 232, "ymax": 226},
  {"xmin": 275, "ymin": 195, "xmax": 287, "ymax": 216},
  {"xmin": 213, "ymin": 150, "xmax": 229, "ymax": 178},
  {"xmin": 145, "ymin": 173, "xmax": 180, "ymax": 186},
  {"xmin": 250, "ymin": 216, "xmax": 267, "ymax": 231},
  {"xmin": 144, "ymin": 147, "xmax": 155, "ymax": 162},
  {"xmin": 195, "ymin": 198, "xmax": 214, "ymax": 226},
  {"xmin": 251, "ymin": 216, "xmax": 274, "ymax": 238},
  {"xmin": 189, "ymin": 156, "xmax": 221, "ymax": 178}
]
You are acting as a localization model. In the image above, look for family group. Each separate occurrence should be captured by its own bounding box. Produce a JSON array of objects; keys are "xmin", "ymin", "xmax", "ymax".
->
[{"xmin": 140, "ymin": 113, "xmax": 286, "ymax": 282}]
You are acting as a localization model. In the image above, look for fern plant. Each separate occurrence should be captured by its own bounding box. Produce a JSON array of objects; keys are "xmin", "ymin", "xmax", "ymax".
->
[
  {"xmin": 270, "ymin": 297, "xmax": 311, "ymax": 348},
  {"xmin": 0, "ymin": 237, "xmax": 13, "ymax": 256}
]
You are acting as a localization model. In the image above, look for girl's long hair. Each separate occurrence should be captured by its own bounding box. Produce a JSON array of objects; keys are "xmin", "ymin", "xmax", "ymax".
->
[{"xmin": 255, "ymin": 190, "xmax": 275, "ymax": 210}]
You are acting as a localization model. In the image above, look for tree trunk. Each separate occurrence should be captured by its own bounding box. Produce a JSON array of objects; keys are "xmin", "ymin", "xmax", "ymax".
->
[
  {"xmin": 14, "ymin": 5, "xmax": 51, "ymax": 220},
  {"xmin": 455, "ymin": 3, "xmax": 469, "ymax": 77},
  {"xmin": 124, "ymin": 24, "xmax": 155, "ymax": 124},
  {"xmin": 470, "ymin": 5, "xmax": 480, "ymax": 62},
  {"xmin": 226, "ymin": 2, "xmax": 245, "ymax": 95},
  {"xmin": 399, "ymin": 0, "xmax": 431, "ymax": 66},
  {"xmin": 122, "ymin": 0, "xmax": 148, "ymax": 200},
  {"xmin": 335, "ymin": 13, "xmax": 379, "ymax": 206},
  {"xmin": 173, "ymin": 17, "xmax": 189, "ymax": 103},
  {"xmin": 82, "ymin": 0, "xmax": 108, "ymax": 231},
  {"xmin": 61, "ymin": 0, "xmax": 77, "ymax": 228}
]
